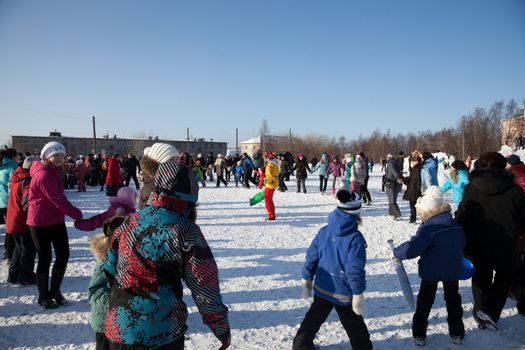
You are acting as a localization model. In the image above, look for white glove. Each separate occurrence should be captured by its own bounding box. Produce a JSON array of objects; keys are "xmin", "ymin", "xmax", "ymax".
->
[
  {"xmin": 302, "ymin": 279, "xmax": 313, "ymax": 299},
  {"xmin": 352, "ymin": 294, "xmax": 365, "ymax": 315}
]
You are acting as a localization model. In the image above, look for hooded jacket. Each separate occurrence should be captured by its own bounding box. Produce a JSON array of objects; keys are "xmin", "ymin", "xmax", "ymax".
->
[
  {"xmin": 103, "ymin": 162, "xmax": 229, "ymax": 347},
  {"xmin": 264, "ymin": 162, "xmax": 280, "ymax": 190},
  {"xmin": 456, "ymin": 168, "xmax": 525, "ymax": 269},
  {"xmin": 6, "ymin": 167, "xmax": 31, "ymax": 233},
  {"xmin": 440, "ymin": 169, "xmax": 469, "ymax": 204},
  {"xmin": 105, "ymin": 157, "xmax": 123, "ymax": 186},
  {"xmin": 0, "ymin": 157, "xmax": 18, "ymax": 208},
  {"xmin": 27, "ymin": 161, "xmax": 82, "ymax": 227},
  {"xmin": 394, "ymin": 212, "xmax": 465, "ymax": 281},
  {"xmin": 421, "ymin": 158, "xmax": 439, "ymax": 193},
  {"xmin": 302, "ymin": 209, "xmax": 367, "ymax": 305}
]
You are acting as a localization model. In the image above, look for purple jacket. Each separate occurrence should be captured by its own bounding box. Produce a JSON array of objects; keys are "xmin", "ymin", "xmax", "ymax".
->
[
  {"xmin": 327, "ymin": 161, "xmax": 345, "ymax": 177},
  {"xmin": 27, "ymin": 161, "xmax": 82, "ymax": 227},
  {"xmin": 74, "ymin": 204, "xmax": 135, "ymax": 231}
]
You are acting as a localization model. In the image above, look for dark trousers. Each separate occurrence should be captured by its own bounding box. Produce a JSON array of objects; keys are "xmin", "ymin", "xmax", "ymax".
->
[
  {"xmin": 472, "ymin": 261, "xmax": 515, "ymax": 322},
  {"xmin": 8, "ymin": 232, "xmax": 36, "ymax": 283},
  {"xmin": 293, "ymin": 296, "xmax": 372, "ymax": 350},
  {"xmin": 109, "ymin": 338, "xmax": 184, "ymax": 350},
  {"xmin": 30, "ymin": 223, "xmax": 69, "ymax": 299},
  {"xmin": 296, "ymin": 178, "xmax": 306, "ymax": 193},
  {"xmin": 413, "ymin": 280, "xmax": 464, "ymax": 338},
  {"xmin": 386, "ymin": 184, "xmax": 401, "ymax": 218},
  {"xmin": 409, "ymin": 200, "xmax": 417, "ymax": 223},
  {"xmin": 216, "ymin": 175, "xmax": 227, "ymax": 187},
  {"xmin": 126, "ymin": 172, "xmax": 140, "ymax": 189},
  {"xmin": 4, "ymin": 232, "xmax": 14, "ymax": 261},
  {"xmin": 361, "ymin": 176, "xmax": 372, "ymax": 203},
  {"xmin": 96, "ymin": 332, "xmax": 110, "ymax": 350},
  {"xmin": 319, "ymin": 175, "xmax": 328, "ymax": 192},
  {"xmin": 278, "ymin": 172, "xmax": 288, "ymax": 191},
  {"xmin": 244, "ymin": 171, "xmax": 257, "ymax": 188},
  {"xmin": 517, "ymin": 253, "xmax": 525, "ymax": 314}
]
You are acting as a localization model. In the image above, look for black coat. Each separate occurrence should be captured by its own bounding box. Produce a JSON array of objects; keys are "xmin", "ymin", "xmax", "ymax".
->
[
  {"xmin": 293, "ymin": 158, "xmax": 311, "ymax": 179},
  {"xmin": 456, "ymin": 168, "xmax": 525, "ymax": 270},
  {"xmin": 403, "ymin": 163, "xmax": 422, "ymax": 202}
]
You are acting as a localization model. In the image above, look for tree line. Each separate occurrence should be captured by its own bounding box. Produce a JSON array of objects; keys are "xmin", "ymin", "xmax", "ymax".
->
[{"xmin": 264, "ymin": 98, "xmax": 524, "ymax": 162}]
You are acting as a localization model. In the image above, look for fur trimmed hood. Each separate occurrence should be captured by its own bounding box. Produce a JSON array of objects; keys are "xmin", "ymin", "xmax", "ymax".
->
[
  {"xmin": 89, "ymin": 233, "xmax": 110, "ymax": 262},
  {"xmin": 140, "ymin": 155, "xmax": 160, "ymax": 179}
]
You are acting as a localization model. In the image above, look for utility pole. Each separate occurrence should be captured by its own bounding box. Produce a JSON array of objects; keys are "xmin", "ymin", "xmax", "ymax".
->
[
  {"xmin": 92, "ymin": 116, "xmax": 97, "ymax": 154},
  {"xmin": 462, "ymin": 117, "xmax": 465, "ymax": 159},
  {"xmin": 235, "ymin": 128, "xmax": 239, "ymax": 156},
  {"xmin": 186, "ymin": 127, "xmax": 190, "ymax": 153},
  {"xmin": 289, "ymin": 128, "xmax": 292, "ymax": 152}
]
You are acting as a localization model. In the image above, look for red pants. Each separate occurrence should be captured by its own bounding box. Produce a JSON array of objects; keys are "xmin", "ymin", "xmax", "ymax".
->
[
  {"xmin": 264, "ymin": 188, "xmax": 276, "ymax": 220},
  {"xmin": 258, "ymin": 168, "xmax": 265, "ymax": 189}
]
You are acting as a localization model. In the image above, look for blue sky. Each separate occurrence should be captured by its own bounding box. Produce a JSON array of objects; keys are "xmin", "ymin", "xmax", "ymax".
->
[{"xmin": 1, "ymin": 0, "xmax": 524, "ymax": 149}]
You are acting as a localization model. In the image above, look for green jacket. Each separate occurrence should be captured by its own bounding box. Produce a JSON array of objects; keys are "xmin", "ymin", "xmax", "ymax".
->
[{"xmin": 88, "ymin": 262, "xmax": 110, "ymax": 333}]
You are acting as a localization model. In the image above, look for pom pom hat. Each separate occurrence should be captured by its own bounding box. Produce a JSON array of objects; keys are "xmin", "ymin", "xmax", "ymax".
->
[
  {"xmin": 40, "ymin": 141, "xmax": 65, "ymax": 160},
  {"xmin": 109, "ymin": 187, "xmax": 137, "ymax": 210},
  {"xmin": 336, "ymin": 189, "xmax": 362, "ymax": 215},
  {"xmin": 145, "ymin": 143, "xmax": 179, "ymax": 163}
]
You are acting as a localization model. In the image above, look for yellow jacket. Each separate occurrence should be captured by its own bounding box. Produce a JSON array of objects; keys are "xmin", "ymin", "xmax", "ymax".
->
[{"xmin": 265, "ymin": 162, "xmax": 280, "ymax": 190}]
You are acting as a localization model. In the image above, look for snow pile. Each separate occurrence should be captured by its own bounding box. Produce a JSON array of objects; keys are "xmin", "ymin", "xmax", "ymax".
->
[{"xmin": 1, "ymin": 169, "xmax": 525, "ymax": 349}]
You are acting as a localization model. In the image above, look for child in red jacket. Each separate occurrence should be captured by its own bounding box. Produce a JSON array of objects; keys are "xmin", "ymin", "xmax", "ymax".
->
[
  {"xmin": 74, "ymin": 187, "xmax": 136, "ymax": 231},
  {"xmin": 6, "ymin": 156, "xmax": 37, "ymax": 285}
]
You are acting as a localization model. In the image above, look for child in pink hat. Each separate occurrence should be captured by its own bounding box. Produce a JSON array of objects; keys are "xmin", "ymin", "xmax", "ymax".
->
[{"xmin": 74, "ymin": 187, "xmax": 136, "ymax": 231}]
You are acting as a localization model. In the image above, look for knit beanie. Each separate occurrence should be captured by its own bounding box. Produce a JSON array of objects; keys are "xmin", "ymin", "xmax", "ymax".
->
[
  {"xmin": 155, "ymin": 161, "xmax": 199, "ymax": 203},
  {"xmin": 22, "ymin": 156, "xmax": 37, "ymax": 170},
  {"xmin": 506, "ymin": 154, "xmax": 522, "ymax": 166},
  {"xmin": 415, "ymin": 186, "xmax": 443, "ymax": 213},
  {"xmin": 40, "ymin": 141, "xmax": 65, "ymax": 160},
  {"xmin": 109, "ymin": 187, "xmax": 137, "ymax": 210},
  {"xmin": 146, "ymin": 143, "xmax": 179, "ymax": 163},
  {"xmin": 336, "ymin": 189, "xmax": 362, "ymax": 215},
  {"xmin": 451, "ymin": 160, "xmax": 468, "ymax": 171}
]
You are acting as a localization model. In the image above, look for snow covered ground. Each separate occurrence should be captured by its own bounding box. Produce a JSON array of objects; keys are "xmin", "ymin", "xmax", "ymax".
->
[{"xmin": 1, "ymin": 168, "xmax": 525, "ymax": 349}]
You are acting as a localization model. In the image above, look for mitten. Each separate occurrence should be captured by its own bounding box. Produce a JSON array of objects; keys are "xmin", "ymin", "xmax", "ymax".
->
[
  {"xmin": 302, "ymin": 279, "xmax": 313, "ymax": 299},
  {"xmin": 218, "ymin": 335, "xmax": 231, "ymax": 350},
  {"xmin": 352, "ymin": 293, "xmax": 365, "ymax": 315}
]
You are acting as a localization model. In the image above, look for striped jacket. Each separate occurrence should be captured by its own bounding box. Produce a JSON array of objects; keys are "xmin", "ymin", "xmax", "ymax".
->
[{"xmin": 103, "ymin": 191, "xmax": 230, "ymax": 347}]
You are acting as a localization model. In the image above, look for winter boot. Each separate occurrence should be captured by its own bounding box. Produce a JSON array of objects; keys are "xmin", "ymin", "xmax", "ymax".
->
[
  {"xmin": 36, "ymin": 272, "xmax": 57, "ymax": 309},
  {"xmin": 50, "ymin": 267, "xmax": 68, "ymax": 306}
]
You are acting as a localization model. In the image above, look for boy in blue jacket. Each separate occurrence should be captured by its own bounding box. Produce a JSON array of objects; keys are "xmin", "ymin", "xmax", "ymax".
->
[
  {"xmin": 293, "ymin": 190, "xmax": 372, "ymax": 350},
  {"xmin": 393, "ymin": 186, "xmax": 465, "ymax": 346}
]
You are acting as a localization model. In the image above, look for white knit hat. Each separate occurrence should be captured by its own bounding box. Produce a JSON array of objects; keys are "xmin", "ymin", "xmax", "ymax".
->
[
  {"xmin": 336, "ymin": 189, "xmax": 362, "ymax": 215},
  {"xmin": 22, "ymin": 156, "xmax": 37, "ymax": 170},
  {"xmin": 40, "ymin": 141, "xmax": 66, "ymax": 160},
  {"xmin": 146, "ymin": 143, "xmax": 179, "ymax": 163},
  {"xmin": 415, "ymin": 186, "xmax": 443, "ymax": 213}
]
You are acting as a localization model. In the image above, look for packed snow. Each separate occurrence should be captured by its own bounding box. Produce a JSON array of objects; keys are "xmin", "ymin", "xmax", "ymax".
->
[{"xmin": 1, "ymin": 168, "xmax": 525, "ymax": 349}]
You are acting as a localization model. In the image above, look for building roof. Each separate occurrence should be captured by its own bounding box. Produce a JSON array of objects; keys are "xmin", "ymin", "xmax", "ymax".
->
[{"xmin": 241, "ymin": 135, "xmax": 261, "ymax": 144}]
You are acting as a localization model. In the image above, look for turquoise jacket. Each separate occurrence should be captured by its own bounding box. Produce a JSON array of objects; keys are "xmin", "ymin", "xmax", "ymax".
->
[
  {"xmin": 0, "ymin": 158, "xmax": 18, "ymax": 208},
  {"xmin": 88, "ymin": 262, "xmax": 110, "ymax": 334},
  {"xmin": 312, "ymin": 162, "xmax": 329, "ymax": 176},
  {"xmin": 440, "ymin": 169, "xmax": 469, "ymax": 204}
]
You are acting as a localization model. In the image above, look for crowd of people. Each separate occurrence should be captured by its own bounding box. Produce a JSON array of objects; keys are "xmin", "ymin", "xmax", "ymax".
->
[{"xmin": 1, "ymin": 141, "xmax": 525, "ymax": 349}]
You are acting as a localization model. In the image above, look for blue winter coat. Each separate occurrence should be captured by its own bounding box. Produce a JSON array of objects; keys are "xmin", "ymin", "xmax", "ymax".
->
[
  {"xmin": 440, "ymin": 169, "xmax": 469, "ymax": 204},
  {"xmin": 0, "ymin": 158, "xmax": 18, "ymax": 208},
  {"xmin": 303, "ymin": 209, "xmax": 367, "ymax": 305},
  {"xmin": 421, "ymin": 158, "xmax": 438, "ymax": 193},
  {"xmin": 234, "ymin": 165, "xmax": 244, "ymax": 176},
  {"xmin": 394, "ymin": 212, "xmax": 465, "ymax": 281}
]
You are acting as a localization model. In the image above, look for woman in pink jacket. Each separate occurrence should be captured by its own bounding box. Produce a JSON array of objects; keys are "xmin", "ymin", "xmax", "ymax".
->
[{"xmin": 28, "ymin": 142, "xmax": 83, "ymax": 309}]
